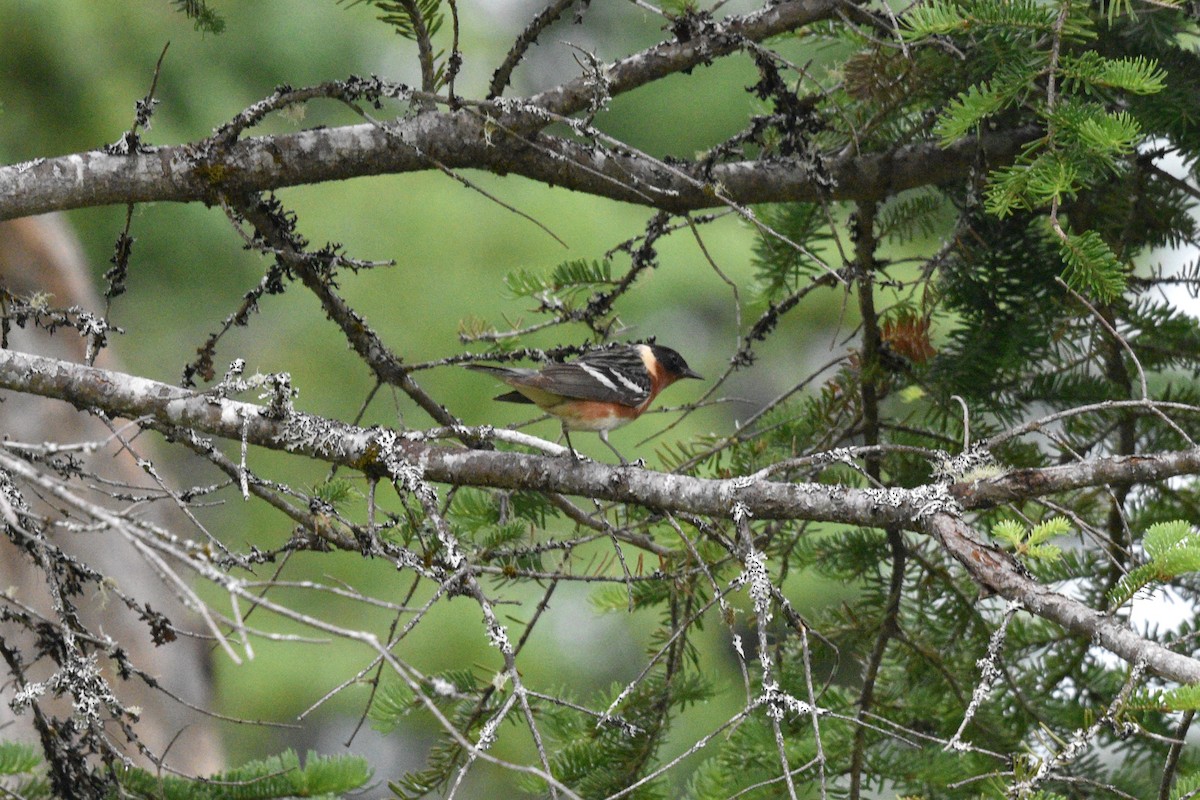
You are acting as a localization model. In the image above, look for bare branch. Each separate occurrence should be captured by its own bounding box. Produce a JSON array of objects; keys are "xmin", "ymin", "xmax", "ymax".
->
[
  {"xmin": 526, "ymin": 0, "xmax": 847, "ymax": 117},
  {"xmin": 489, "ymin": 0, "xmax": 579, "ymax": 98}
]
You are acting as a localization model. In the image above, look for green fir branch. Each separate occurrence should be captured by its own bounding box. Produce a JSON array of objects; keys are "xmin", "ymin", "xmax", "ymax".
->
[
  {"xmin": 0, "ymin": 742, "xmax": 40, "ymax": 777},
  {"xmin": 1059, "ymin": 52, "xmax": 1166, "ymax": 95},
  {"xmin": 903, "ymin": 0, "xmax": 1061, "ymax": 38},
  {"xmin": 117, "ymin": 750, "xmax": 371, "ymax": 799},
  {"xmin": 504, "ymin": 259, "xmax": 615, "ymax": 298},
  {"xmin": 933, "ymin": 83, "xmax": 1007, "ymax": 144},
  {"xmin": 343, "ymin": 0, "xmax": 444, "ymax": 40},
  {"xmin": 1163, "ymin": 683, "xmax": 1200, "ymax": 711},
  {"xmin": 992, "ymin": 517, "xmax": 1068, "ymax": 561},
  {"xmin": 1109, "ymin": 521, "xmax": 1200, "ymax": 608},
  {"xmin": 1169, "ymin": 770, "xmax": 1200, "ymax": 800},
  {"xmin": 1057, "ymin": 227, "xmax": 1127, "ymax": 302}
]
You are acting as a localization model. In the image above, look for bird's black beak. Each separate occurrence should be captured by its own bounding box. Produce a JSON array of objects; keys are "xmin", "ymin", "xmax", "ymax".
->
[{"xmin": 681, "ymin": 367, "xmax": 703, "ymax": 380}]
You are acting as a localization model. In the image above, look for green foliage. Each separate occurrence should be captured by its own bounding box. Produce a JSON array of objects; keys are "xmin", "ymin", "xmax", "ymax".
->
[
  {"xmin": 521, "ymin": 670, "xmax": 713, "ymax": 800},
  {"xmin": 505, "ymin": 259, "xmax": 615, "ymax": 299},
  {"xmin": 932, "ymin": 82, "xmax": 1008, "ymax": 144},
  {"xmin": 992, "ymin": 517, "xmax": 1068, "ymax": 561},
  {"xmin": 0, "ymin": 743, "xmax": 47, "ymax": 799},
  {"xmin": 170, "ymin": 0, "xmax": 226, "ymax": 34},
  {"xmin": 686, "ymin": 701, "xmax": 830, "ymax": 799},
  {"xmin": 1059, "ymin": 52, "xmax": 1166, "ymax": 94},
  {"xmin": 368, "ymin": 680, "xmax": 417, "ymax": 733},
  {"xmin": 311, "ymin": 477, "xmax": 358, "ymax": 507},
  {"xmin": 902, "ymin": 0, "xmax": 1064, "ymax": 39},
  {"xmin": 877, "ymin": 190, "xmax": 950, "ymax": 243},
  {"xmin": 1057, "ymin": 227, "xmax": 1127, "ymax": 302},
  {"xmin": 1109, "ymin": 521, "xmax": 1200, "ymax": 608},
  {"xmin": 369, "ymin": 672, "xmax": 478, "ymax": 769},
  {"xmin": 904, "ymin": 0, "xmax": 1170, "ymax": 304},
  {"xmin": 661, "ymin": 0, "xmax": 698, "ymax": 14},
  {"xmin": 115, "ymin": 750, "xmax": 371, "ymax": 799},
  {"xmin": 152, "ymin": 0, "xmax": 1200, "ymax": 795},
  {"xmin": 592, "ymin": 578, "xmax": 676, "ymax": 612},
  {"xmin": 932, "ymin": 214, "xmax": 1065, "ymax": 413},
  {"xmin": 1121, "ymin": 24, "xmax": 1200, "ymax": 154},
  {"xmin": 448, "ymin": 487, "xmax": 502, "ymax": 529},
  {"xmin": 1162, "ymin": 683, "xmax": 1200, "ymax": 711},
  {"xmin": 386, "ymin": 671, "xmax": 493, "ymax": 799},
  {"xmin": 446, "ymin": 489, "xmax": 554, "ymax": 562},
  {"xmin": 1170, "ymin": 770, "xmax": 1200, "ymax": 800},
  {"xmin": 24, "ymin": 1, "xmax": 1200, "ymax": 797},
  {"xmin": 1068, "ymin": 108, "xmax": 1141, "ymax": 156},
  {"xmin": 688, "ymin": 5, "xmax": 1200, "ymax": 773},
  {"xmin": 0, "ymin": 742, "xmax": 40, "ymax": 777},
  {"xmin": 1127, "ymin": 299, "xmax": 1200, "ymax": 373},
  {"xmin": 343, "ymin": 0, "xmax": 443, "ymax": 40},
  {"xmin": 985, "ymin": 107, "xmax": 1140, "ymax": 224},
  {"xmin": 985, "ymin": 153, "xmax": 1076, "ymax": 218},
  {"xmin": 751, "ymin": 203, "xmax": 834, "ymax": 299}
]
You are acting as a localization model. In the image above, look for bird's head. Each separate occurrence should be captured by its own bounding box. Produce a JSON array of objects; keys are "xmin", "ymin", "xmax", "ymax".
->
[{"xmin": 648, "ymin": 344, "xmax": 702, "ymax": 385}]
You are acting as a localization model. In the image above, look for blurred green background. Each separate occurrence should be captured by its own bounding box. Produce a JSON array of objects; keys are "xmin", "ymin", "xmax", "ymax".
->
[{"xmin": 0, "ymin": 2, "xmax": 853, "ymax": 791}]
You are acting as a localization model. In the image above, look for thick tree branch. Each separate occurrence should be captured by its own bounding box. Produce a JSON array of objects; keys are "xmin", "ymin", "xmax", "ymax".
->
[
  {"xmin": 0, "ymin": 122, "xmax": 1040, "ymax": 222},
  {"xmin": 0, "ymin": 349, "xmax": 920, "ymax": 527},
  {"xmin": 0, "ymin": 0, "xmax": 884, "ymax": 223},
  {"xmin": 951, "ymin": 445, "xmax": 1200, "ymax": 507},
  {"xmin": 3, "ymin": 349, "xmax": 1198, "ymax": 520},
  {"xmin": 3, "ymin": 348, "xmax": 1200, "ymax": 686},
  {"xmin": 923, "ymin": 513, "xmax": 1200, "ymax": 684}
]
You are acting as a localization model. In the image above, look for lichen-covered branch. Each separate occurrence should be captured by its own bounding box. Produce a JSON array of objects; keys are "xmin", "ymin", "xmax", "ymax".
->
[
  {"xmin": 4, "ymin": 347, "xmax": 1200, "ymax": 686},
  {"xmin": 922, "ymin": 513, "xmax": 1200, "ymax": 685}
]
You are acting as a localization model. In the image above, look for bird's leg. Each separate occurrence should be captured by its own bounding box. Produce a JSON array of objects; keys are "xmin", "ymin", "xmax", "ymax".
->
[
  {"xmin": 598, "ymin": 430, "xmax": 630, "ymax": 466},
  {"xmin": 561, "ymin": 426, "xmax": 581, "ymax": 461}
]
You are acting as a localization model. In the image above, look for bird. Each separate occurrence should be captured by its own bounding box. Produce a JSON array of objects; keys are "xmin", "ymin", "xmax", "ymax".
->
[{"xmin": 466, "ymin": 343, "xmax": 702, "ymax": 463}]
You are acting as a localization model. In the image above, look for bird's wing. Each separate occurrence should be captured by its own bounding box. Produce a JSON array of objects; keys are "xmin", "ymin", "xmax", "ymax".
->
[{"xmin": 528, "ymin": 352, "xmax": 653, "ymax": 407}]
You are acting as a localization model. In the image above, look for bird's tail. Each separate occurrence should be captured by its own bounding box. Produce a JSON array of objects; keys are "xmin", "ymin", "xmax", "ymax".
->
[
  {"xmin": 463, "ymin": 363, "xmax": 519, "ymax": 378},
  {"xmin": 464, "ymin": 363, "xmax": 538, "ymax": 404}
]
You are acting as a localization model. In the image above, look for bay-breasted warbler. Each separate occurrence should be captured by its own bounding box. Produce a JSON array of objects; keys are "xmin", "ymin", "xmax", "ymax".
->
[{"xmin": 466, "ymin": 343, "xmax": 702, "ymax": 462}]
